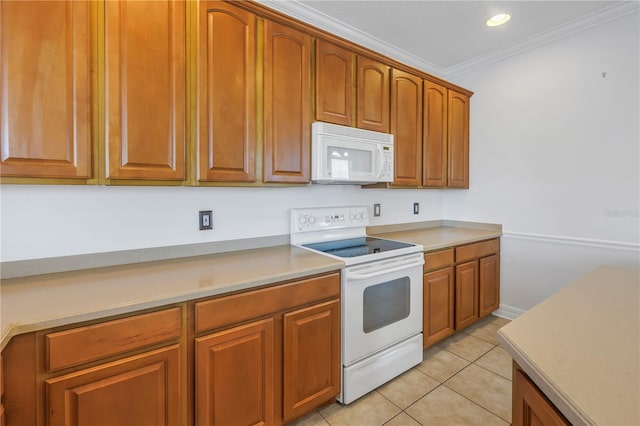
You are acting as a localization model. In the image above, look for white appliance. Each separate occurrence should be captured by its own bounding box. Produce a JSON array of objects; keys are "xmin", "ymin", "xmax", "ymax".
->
[
  {"xmin": 311, "ymin": 122, "xmax": 394, "ymax": 184},
  {"xmin": 290, "ymin": 206, "xmax": 424, "ymax": 404}
]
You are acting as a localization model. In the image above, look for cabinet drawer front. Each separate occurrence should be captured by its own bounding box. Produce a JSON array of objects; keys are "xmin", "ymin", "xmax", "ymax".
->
[
  {"xmin": 455, "ymin": 239, "xmax": 499, "ymax": 263},
  {"xmin": 46, "ymin": 307, "xmax": 181, "ymax": 372},
  {"xmin": 194, "ymin": 272, "xmax": 340, "ymax": 334},
  {"xmin": 424, "ymin": 248, "xmax": 454, "ymax": 272}
]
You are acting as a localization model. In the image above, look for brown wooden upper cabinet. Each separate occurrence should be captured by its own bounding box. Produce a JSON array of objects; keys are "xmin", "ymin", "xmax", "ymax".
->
[
  {"xmin": 447, "ymin": 90, "xmax": 470, "ymax": 188},
  {"xmin": 357, "ymin": 56, "xmax": 390, "ymax": 133},
  {"xmin": 197, "ymin": 0, "xmax": 256, "ymax": 182},
  {"xmin": 105, "ymin": 0, "xmax": 186, "ymax": 181},
  {"xmin": 423, "ymin": 81, "xmax": 470, "ymax": 188},
  {"xmin": 315, "ymin": 40, "xmax": 354, "ymax": 127},
  {"xmin": 390, "ymin": 69, "xmax": 423, "ymax": 187},
  {"xmin": 263, "ymin": 20, "xmax": 312, "ymax": 184},
  {"xmin": 314, "ymin": 42, "xmax": 391, "ymax": 135},
  {"xmin": 0, "ymin": 0, "xmax": 92, "ymax": 179},
  {"xmin": 423, "ymin": 81, "xmax": 448, "ymax": 187}
]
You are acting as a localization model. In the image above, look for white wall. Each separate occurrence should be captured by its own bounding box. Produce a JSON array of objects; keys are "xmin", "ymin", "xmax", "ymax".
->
[
  {"xmin": 0, "ymin": 184, "xmax": 442, "ymax": 262},
  {"xmin": 447, "ymin": 11, "xmax": 640, "ymax": 314}
]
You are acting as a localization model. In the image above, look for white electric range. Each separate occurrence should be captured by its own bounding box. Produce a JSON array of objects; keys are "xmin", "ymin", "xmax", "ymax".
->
[{"xmin": 291, "ymin": 206, "xmax": 424, "ymax": 404}]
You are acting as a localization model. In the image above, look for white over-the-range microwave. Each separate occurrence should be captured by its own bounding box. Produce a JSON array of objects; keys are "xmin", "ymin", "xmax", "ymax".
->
[{"xmin": 311, "ymin": 121, "xmax": 394, "ymax": 184}]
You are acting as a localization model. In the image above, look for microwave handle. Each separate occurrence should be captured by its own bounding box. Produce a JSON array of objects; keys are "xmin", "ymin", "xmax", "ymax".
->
[{"xmin": 377, "ymin": 145, "xmax": 385, "ymax": 176}]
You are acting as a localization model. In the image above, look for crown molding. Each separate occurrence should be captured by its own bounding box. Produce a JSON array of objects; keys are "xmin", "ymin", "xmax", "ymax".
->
[
  {"xmin": 256, "ymin": 0, "xmax": 448, "ymax": 77},
  {"xmin": 442, "ymin": 1, "xmax": 640, "ymax": 78},
  {"xmin": 257, "ymin": 0, "xmax": 639, "ymax": 81}
]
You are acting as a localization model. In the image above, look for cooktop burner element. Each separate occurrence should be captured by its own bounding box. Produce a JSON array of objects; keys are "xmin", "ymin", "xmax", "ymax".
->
[{"xmin": 303, "ymin": 237, "xmax": 415, "ymax": 258}]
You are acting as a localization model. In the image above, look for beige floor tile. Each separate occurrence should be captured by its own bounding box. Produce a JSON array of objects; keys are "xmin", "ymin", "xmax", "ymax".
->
[
  {"xmin": 438, "ymin": 333, "xmax": 495, "ymax": 362},
  {"xmin": 288, "ymin": 411, "xmax": 330, "ymax": 426},
  {"xmin": 416, "ymin": 347, "xmax": 470, "ymax": 382},
  {"xmin": 383, "ymin": 412, "xmax": 422, "ymax": 426},
  {"xmin": 405, "ymin": 385, "xmax": 509, "ymax": 426},
  {"xmin": 445, "ymin": 364, "xmax": 512, "ymax": 422},
  {"xmin": 475, "ymin": 346, "xmax": 513, "ymax": 380},
  {"xmin": 319, "ymin": 391, "xmax": 401, "ymax": 426},
  {"xmin": 464, "ymin": 316, "xmax": 511, "ymax": 345},
  {"xmin": 377, "ymin": 368, "xmax": 440, "ymax": 409}
]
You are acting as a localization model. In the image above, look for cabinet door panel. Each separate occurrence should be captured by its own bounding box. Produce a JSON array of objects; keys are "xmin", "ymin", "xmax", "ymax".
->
[
  {"xmin": 455, "ymin": 261, "xmax": 479, "ymax": 329},
  {"xmin": 423, "ymin": 267, "xmax": 455, "ymax": 348},
  {"xmin": 198, "ymin": 1, "xmax": 255, "ymax": 182},
  {"xmin": 423, "ymin": 81, "xmax": 447, "ymax": 187},
  {"xmin": 447, "ymin": 90, "xmax": 469, "ymax": 188},
  {"xmin": 513, "ymin": 366, "xmax": 570, "ymax": 426},
  {"xmin": 316, "ymin": 40, "xmax": 353, "ymax": 126},
  {"xmin": 0, "ymin": 0, "xmax": 91, "ymax": 178},
  {"xmin": 390, "ymin": 69, "xmax": 422, "ymax": 187},
  {"xmin": 283, "ymin": 299, "xmax": 340, "ymax": 422},
  {"xmin": 106, "ymin": 0, "xmax": 185, "ymax": 180},
  {"xmin": 479, "ymin": 254, "xmax": 500, "ymax": 317},
  {"xmin": 195, "ymin": 318, "xmax": 274, "ymax": 426},
  {"xmin": 46, "ymin": 345, "xmax": 181, "ymax": 426},
  {"xmin": 357, "ymin": 56, "xmax": 390, "ymax": 132},
  {"xmin": 263, "ymin": 21, "xmax": 311, "ymax": 183}
]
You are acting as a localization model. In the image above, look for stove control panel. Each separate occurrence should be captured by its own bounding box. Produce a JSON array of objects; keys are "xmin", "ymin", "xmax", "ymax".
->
[{"xmin": 290, "ymin": 206, "xmax": 369, "ymax": 233}]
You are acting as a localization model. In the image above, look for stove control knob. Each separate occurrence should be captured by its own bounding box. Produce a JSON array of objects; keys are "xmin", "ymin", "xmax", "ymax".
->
[
  {"xmin": 309, "ymin": 216, "xmax": 316, "ymax": 224},
  {"xmin": 349, "ymin": 212, "xmax": 355, "ymax": 220},
  {"xmin": 298, "ymin": 215, "xmax": 307, "ymax": 225},
  {"xmin": 362, "ymin": 212, "xmax": 368, "ymax": 221}
]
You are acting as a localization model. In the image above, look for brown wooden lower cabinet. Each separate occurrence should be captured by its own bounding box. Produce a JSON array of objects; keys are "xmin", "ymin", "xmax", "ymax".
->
[
  {"xmin": 1, "ymin": 271, "xmax": 341, "ymax": 426},
  {"xmin": 46, "ymin": 345, "xmax": 181, "ymax": 426},
  {"xmin": 479, "ymin": 254, "xmax": 500, "ymax": 317},
  {"xmin": 283, "ymin": 299, "xmax": 340, "ymax": 422},
  {"xmin": 195, "ymin": 318, "xmax": 275, "ymax": 426},
  {"xmin": 423, "ymin": 239, "xmax": 501, "ymax": 348},
  {"xmin": 512, "ymin": 362, "xmax": 570, "ymax": 426},
  {"xmin": 0, "ymin": 354, "xmax": 4, "ymax": 426},
  {"xmin": 455, "ymin": 260, "xmax": 480, "ymax": 329},
  {"xmin": 193, "ymin": 272, "xmax": 341, "ymax": 425},
  {"xmin": 423, "ymin": 266, "xmax": 455, "ymax": 348}
]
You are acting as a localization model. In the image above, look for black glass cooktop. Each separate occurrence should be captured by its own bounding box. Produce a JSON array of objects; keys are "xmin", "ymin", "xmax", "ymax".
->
[{"xmin": 303, "ymin": 237, "xmax": 414, "ymax": 258}]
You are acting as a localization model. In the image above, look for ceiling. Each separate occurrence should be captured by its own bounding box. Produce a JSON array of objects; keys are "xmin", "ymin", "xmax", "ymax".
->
[{"xmin": 260, "ymin": 0, "xmax": 638, "ymax": 77}]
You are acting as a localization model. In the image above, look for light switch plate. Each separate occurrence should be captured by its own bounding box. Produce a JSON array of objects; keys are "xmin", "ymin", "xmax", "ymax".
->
[{"xmin": 199, "ymin": 211, "xmax": 213, "ymax": 230}]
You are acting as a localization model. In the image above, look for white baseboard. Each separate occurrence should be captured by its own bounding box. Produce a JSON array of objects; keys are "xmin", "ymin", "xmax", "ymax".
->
[{"xmin": 493, "ymin": 304, "xmax": 527, "ymax": 320}]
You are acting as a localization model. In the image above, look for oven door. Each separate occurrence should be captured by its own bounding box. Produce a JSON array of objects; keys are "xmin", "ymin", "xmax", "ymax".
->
[{"xmin": 342, "ymin": 252, "xmax": 424, "ymax": 366}]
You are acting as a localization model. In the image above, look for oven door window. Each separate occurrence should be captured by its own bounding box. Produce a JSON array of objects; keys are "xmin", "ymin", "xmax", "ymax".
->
[{"xmin": 362, "ymin": 277, "xmax": 410, "ymax": 333}]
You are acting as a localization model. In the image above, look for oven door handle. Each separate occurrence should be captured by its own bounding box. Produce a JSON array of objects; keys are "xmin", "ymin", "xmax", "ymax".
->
[{"xmin": 346, "ymin": 258, "xmax": 424, "ymax": 280}]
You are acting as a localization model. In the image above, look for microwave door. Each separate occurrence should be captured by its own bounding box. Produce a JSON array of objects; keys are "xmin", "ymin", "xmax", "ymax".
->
[{"xmin": 326, "ymin": 143, "xmax": 375, "ymax": 180}]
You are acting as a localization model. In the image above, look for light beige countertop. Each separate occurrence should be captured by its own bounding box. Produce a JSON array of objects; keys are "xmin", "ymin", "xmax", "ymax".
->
[
  {"xmin": 1, "ymin": 221, "xmax": 502, "ymax": 352},
  {"xmin": 369, "ymin": 220, "xmax": 502, "ymax": 250},
  {"xmin": 498, "ymin": 266, "xmax": 640, "ymax": 426},
  {"xmin": 1, "ymin": 245, "xmax": 342, "ymax": 351}
]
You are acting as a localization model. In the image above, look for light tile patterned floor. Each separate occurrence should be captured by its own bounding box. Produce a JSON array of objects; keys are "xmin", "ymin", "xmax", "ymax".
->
[{"xmin": 289, "ymin": 315, "xmax": 512, "ymax": 426}]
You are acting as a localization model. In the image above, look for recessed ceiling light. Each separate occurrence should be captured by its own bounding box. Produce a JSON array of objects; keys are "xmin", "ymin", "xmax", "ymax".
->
[{"xmin": 486, "ymin": 13, "xmax": 511, "ymax": 27}]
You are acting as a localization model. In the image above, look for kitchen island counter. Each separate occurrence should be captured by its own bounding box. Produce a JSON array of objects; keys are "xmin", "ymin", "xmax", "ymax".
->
[{"xmin": 498, "ymin": 265, "xmax": 640, "ymax": 426}]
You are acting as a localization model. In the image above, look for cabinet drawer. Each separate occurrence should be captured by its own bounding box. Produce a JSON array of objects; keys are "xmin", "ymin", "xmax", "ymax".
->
[
  {"xmin": 424, "ymin": 248, "xmax": 454, "ymax": 272},
  {"xmin": 46, "ymin": 307, "xmax": 181, "ymax": 372},
  {"xmin": 455, "ymin": 239, "xmax": 499, "ymax": 263},
  {"xmin": 195, "ymin": 272, "xmax": 340, "ymax": 334}
]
